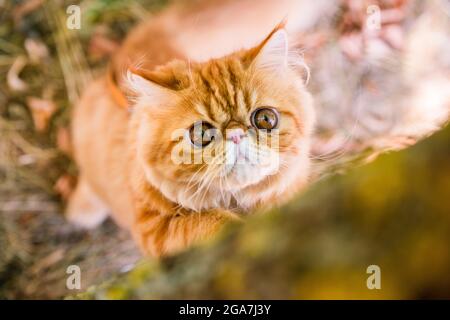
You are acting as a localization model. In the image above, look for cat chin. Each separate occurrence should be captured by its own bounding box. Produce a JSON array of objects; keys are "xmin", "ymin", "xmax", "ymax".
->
[
  {"xmin": 142, "ymin": 161, "xmax": 272, "ymax": 212},
  {"xmin": 222, "ymin": 162, "xmax": 279, "ymax": 191}
]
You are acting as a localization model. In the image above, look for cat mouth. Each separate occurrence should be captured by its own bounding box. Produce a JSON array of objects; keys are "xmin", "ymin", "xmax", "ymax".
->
[{"xmin": 223, "ymin": 154, "xmax": 254, "ymax": 176}]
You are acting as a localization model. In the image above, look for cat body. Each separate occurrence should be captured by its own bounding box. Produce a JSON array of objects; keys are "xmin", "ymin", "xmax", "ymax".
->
[{"xmin": 68, "ymin": 1, "xmax": 315, "ymax": 256}]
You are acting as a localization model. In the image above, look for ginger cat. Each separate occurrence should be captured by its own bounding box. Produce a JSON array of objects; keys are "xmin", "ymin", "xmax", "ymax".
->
[{"xmin": 67, "ymin": 2, "xmax": 315, "ymax": 256}]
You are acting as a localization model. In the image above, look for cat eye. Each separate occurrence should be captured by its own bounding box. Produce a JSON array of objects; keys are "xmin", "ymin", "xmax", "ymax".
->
[
  {"xmin": 251, "ymin": 107, "xmax": 279, "ymax": 130},
  {"xmin": 189, "ymin": 121, "xmax": 215, "ymax": 147}
]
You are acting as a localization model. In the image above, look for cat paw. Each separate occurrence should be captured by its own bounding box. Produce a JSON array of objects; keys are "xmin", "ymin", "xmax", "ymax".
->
[{"xmin": 65, "ymin": 177, "xmax": 110, "ymax": 229}]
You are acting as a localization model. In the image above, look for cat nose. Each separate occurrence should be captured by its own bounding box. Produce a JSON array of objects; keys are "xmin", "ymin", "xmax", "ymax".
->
[{"xmin": 226, "ymin": 128, "xmax": 245, "ymax": 144}]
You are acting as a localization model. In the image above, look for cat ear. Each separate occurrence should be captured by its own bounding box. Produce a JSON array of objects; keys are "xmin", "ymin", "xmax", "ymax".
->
[
  {"xmin": 242, "ymin": 21, "xmax": 310, "ymax": 83},
  {"xmin": 243, "ymin": 21, "xmax": 289, "ymax": 71},
  {"xmin": 126, "ymin": 66, "xmax": 183, "ymax": 99}
]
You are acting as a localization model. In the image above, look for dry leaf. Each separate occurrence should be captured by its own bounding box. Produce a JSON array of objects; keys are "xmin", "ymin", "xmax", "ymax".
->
[
  {"xmin": 26, "ymin": 96, "xmax": 57, "ymax": 132},
  {"xmin": 17, "ymin": 212, "xmax": 36, "ymax": 226},
  {"xmin": 7, "ymin": 56, "xmax": 29, "ymax": 92},
  {"xmin": 18, "ymin": 154, "xmax": 36, "ymax": 166},
  {"xmin": 88, "ymin": 29, "xmax": 120, "ymax": 60},
  {"xmin": 25, "ymin": 38, "xmax": 49, "ymax": 63},
  {"xmin": 339, "ymin": 0, "xmax": 408, "ymax": 61},
  {"xmin": 56, "ymin": 126, "xmax": 72, "ymax": 155},
  {"xmin": 31, "ymin": 249, "xmax": 66, "ymax": 274},
  {"xmin": 339, "ymin": 32, "xmax": 364, "ymax": 61},
  {"xmin": 54, "ymin": 174, "xmax": 76, "ymax": 200},
  {"xmin": 12, "ymin": 0, "xmax": 45, "ymax": 25}
]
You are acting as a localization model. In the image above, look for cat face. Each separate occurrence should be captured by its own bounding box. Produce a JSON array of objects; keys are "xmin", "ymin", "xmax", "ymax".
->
[{"xmin": 128, "ymin": 27, "xmax": 315, "ymax": 212}]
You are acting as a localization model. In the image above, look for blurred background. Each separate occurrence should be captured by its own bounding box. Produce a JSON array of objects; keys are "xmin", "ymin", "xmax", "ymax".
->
[{"xmin": 0, "ymin": 0, "xmax": 449, "ymax": 299}]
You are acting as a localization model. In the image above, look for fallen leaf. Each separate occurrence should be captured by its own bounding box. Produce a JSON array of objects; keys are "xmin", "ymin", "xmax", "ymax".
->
[
  {"xmin": 31, "ymin": 249, "xmax": 66, "ymax": 274},
  {"xmin": 339, "ymin": 0, "xmax": 408, "ymax": 61},
  {"xmin": 56, "ymin": 126, "xmax": 73, "ymax": 155},
  {"xmin": 26, "ymin": 96, "xmax": 57, "ymax": 132},
  {"xmin": 12, "ymin": 0, "xmax": 45, "ymax": 25},
  {"xmin": 54, "ymin": 174, "xmax": 76, "ymax": 200},
  {"xmin": 339, "ymin": 32, "xmax": 364, "ymax": 61},
  {"xmin": 88, "ymin": 28, "xmax": 120, "ymax": 60},
  {"xmin": 7, "ymin": 56, "xmax": 29, "ymax": 92},
  {"xmin": 17, "ymin": 212, "xmax": 36, "ymax": 226},
  {"xmin": 381, "ymin": 24, "xmax": 404, "ymax": 50},
  {"xmin": 25, "ymin": 38, "xmax": 49, "ymax": 63},
  {"xmin": 18, "ymin": 154, "xmax": 36, "ymax": 166}
]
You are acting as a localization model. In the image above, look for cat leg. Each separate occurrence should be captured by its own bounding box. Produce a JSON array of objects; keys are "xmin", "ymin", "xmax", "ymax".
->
[
  {"xmin": 66, "ymin": 176, "xmax": 109, "ymax": 229},
  {"xmin": 132, "ymin": 209, "xmax": 242, "ymax": 256}
]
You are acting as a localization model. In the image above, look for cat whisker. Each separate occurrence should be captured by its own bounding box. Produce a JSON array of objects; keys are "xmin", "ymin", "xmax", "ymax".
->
[
  {"xmin": 196, "ymin": 155, "xmax": 226, "ymax": 209},
  {"xmin": 186, "ymin": 154, "xmax": 225, "ymax": 209},
  {"xmin": 185, "ymin": 162, "xmax": 209, "ymax": 192}
]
